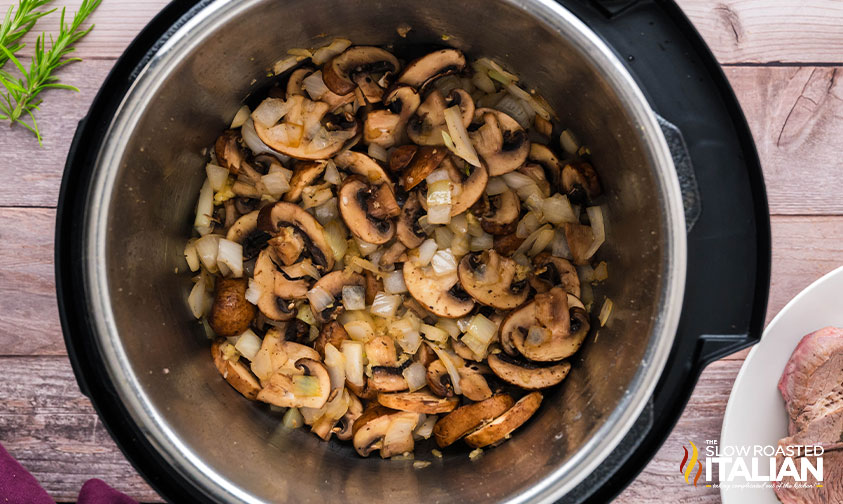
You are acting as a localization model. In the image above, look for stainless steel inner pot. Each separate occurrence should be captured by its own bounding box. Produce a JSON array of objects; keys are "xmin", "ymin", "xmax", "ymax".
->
[{"xmin": 82, "ymin": 0, "xmax": 686, "ymax": 502}]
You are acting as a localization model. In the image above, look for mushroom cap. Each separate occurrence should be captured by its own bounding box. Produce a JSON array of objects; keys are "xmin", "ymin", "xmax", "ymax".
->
[
  {"xmin": 530, "ymin": 252, "xmax": 581, "ymax": 297},
  {"xmin": 477, "ymin": 189, "xmax": 520, "ymax": 235},
  {"xmin": 561, "ymin": 222, "xmax": 594, "ymax": 266},
  {"xmin": 377, "ymin": 390, "xmax": 459, "ymax": 414},
  {"xmin": 286, "ymin": 67, "xmax": 314, "ymax": 97},
  {"xmin": 426, "ymin": 359, "xmax": 455, "ymax": 398},
  {"xmin": 314, "ymin": 321, "xmax": 349, "ymax": 359},
  {"xmin": 401, "ymin": 145, "xmax": 448, "ymax": 191},
  {"xmin": 208, "ymin": 278, "xmax": 255, "ymax": 336},
  {"xmin": 363, "ymin": 86, "xmax": 421, "ymax": 148},
  {"xmin": 256, "ymin": 357, "xmax": 332, "ymax": 410},
  {"xmin": 322, "ymin": 46, "xmax": 400, "ymax": 97},
  {"xmin": 432, "ymin": 394, "xmax": 514, "ymax": 448},
  {"xmin": 225, "ymin": 210, "xmax": 270, "ymax": 260},
  {"xmin": 561, "ymin": 161, "xmax": 602, "ymax": 204},
  {"xmin": 253, "ymin": 95, "xmax": 359, "ymax": 160},
  {"xmin": 403, "ymin": 261, "xmax": 475, "ymax": 318},
  {"xmin": 469, "ymin": 108, "xmax": 530, "ymax": 176},
  {"xmin": 333, "ymin": 150, "xmax": 393, "ymax": 189},
  {"xmin": 352, "ymin": 407, "xmax": 421, "ymax": 457},
  {"xmin": 407, "ymin": 89, "xmax": 474, "ymax": 146},
  {"xmin": 398, "ymin": 48, "xmax": 466, "ymax": 91},
  {"xmin": 369, "ymin": 362, "xmax": 411, "ymax": 392},
  {"xmin": 257, "ymin": 201, "xmax": 334, "ymax": 271},
  {"xmin": 214, "ymin": 130, "xmax": 246, "ymax": 174},
  {"xmin": 338, "ymin": 175, "xmax": 397, "ymax": 244},
  {"xmin": 463, "ymin": 391, "xmax": 543, "ymax": 448},
  {"xmin": 443, "ymin": 155, "xmax": 489, "ymax": 216},
  {"xmin": 284, "ymin": 160, "xmax": 326, "ymax": 203},
  {"xmin": 308, "ymin": 270, "xmax": 365, "ymax": 324},
  {"xmin": 334, "ymin": 392, "xmax": 364, "ymax": 441},
  {"xmin": 487, "ymin": 353, "xmax": 571, "ymax": 390},
  {"xmin": 211, "ymin": 340, "xmax": 261, "ymax": 400},
  {"xmin": 396, "ymin": 190, "xmax": 427, "ymax": 249},
  {"xmin": 253, "ymin": 249, "xmax": 303, "ymax": 321},
  {"xmin": 528, "ymin": 143, "xmax": 563, "ymax": 193},
  {"xmin": 458, "ymin": 250, "xmax": 529, "ymax": 309}
]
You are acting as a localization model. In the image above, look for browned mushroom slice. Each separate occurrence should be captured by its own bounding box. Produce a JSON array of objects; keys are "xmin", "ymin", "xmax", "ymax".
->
[
  {"xmin": 353, "ymin": 410, "xmax": 421, "ymax": 458},
  {"xmin": 253, "ymin": 95, "xmax": 359, "ymax": 160},
  {"xmin": 369, "ymin": 361, "xmax": 411, "ymax": 393},
  {"xmin": 208, "ymin": 278, "xmax": 255, "ymax": 336},
  {"xmin": 322, "ymin": 46, "xmax": 400, "ymax": 100},
  {"xmin": 426, "ymin": 359, "xmax": 455, "ymax": 397},
  {"xmin": 377, "ymin": 390, "xmax": 459, "ymax": 414},
  {"xmin": 463, "ymin": 391, "xmax": 543, "ymax": 448},
  {"xmin": 365, "ymin": 335, "xmax": 399, "ymax": 367},
  {"xmin": 258, "ymin": 358, "xmax": 332, "ymax": 409},
  {"xmin": 396, "ymin": 190, "xmax": 427, "ymax": 249},
  {"xmin": 398, "ymin": 48, "xmax": 466, "ymax": 91},
  {"xmin": 487, "ymin": 353, "xmax": 571, "ymax": 390},
  {"xmin": 211, "ymin": 340, "xmax": 261, "ymax": 400},
  {"xmin": 493, "ymin": 232, "xmax": 525, "ymax": 256},
  {"xmin": 285, "ymin": 160, "xmax": 326, "ymax": 203},
  {"xmin": 433, "ymin": 394, "xmax": 514, "ymax": 448},
  {"xmin": 561, "ymin": 161, "xmax": 602, "ymax": 205},
  {"xmin": 333, "ymin": 150, "xmax": 393, "ymax": 188},
  {"xmin": 468, "ymin": 108, "xmax": 530, "ymax": 176},
  {"xmin": 379, "ymin": 241, "xmax": 408, "ymax": 267},
  {"xmin": 458, "ymin": 362, "xmax": 493, "ymax": 402},
  {"xmin": 389, "ymin": 144, "xmax": 418, "ymax": 174},
  {"xmin": 401, "ymin": 146, "xmax": 448, "ymax": 191},
  {"xmin": 252, "ymin": 249, "xmax": 307, "ymax": 321},
  {"xmin": 561, "ymin": 222, "xmax": 594, "ymax": 266},
  {"xmin": 442, "ymin": 155, "xmax": 488, "ymax": 216},
  {"xmin": 528, "ymin": 143, "xmax": 563, "ymax": 194},
  {"xmin": 257, "ymin": 201, "xmax": 334, "ymax": 271},
  {"xmin": 308, "ymin": 270, "xmax": 366, "ymax": 324},
  {"xmin": 403, "ymin": 261, "xmax": 474, "ymax": 318},
  {"xmin": 313, "ymin": 321, "xmax": 349, "ymax": 359},
  {"xmin": 225, "ymin": 210, "xmax": 270, "ymax": 260},
  {"xmin": 458, "ymin": 250, "xmax": 529, "ymax": 309},
  {"xmin": 333, "ymin": 392, "xmax": 363, "ymax": 441},
  {"xmin": 215, "ymin": 129, "xmax": 246, "ymax": 174},
  {"xmin": 364, "ymin": 86, "xmax": 420, "ymax": 148},
  {"xmin": 338, "ymin": 175, "xmax": 397, "ymax": 244},
  {"xmin": 530, "ymin": 252, "xmax": 580, "ymax": 297},
  {"xmin": 500, "ymin": 287, "xmax": 590, "ymax": 362},
  {"xmin": 407, "ymin": 89, "xmax": 474, "ymax": 146},
  {"xmin": 475, "ymin": 189, "xmax": 519, "ymax": 235}
]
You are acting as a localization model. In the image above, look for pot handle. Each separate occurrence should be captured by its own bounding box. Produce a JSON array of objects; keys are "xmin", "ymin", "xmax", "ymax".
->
[{"xmin": 655, "ymin": 114, "xmax": 701, "ymax": 232}]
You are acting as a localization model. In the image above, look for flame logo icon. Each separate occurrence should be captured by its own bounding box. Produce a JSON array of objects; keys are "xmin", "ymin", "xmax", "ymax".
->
[{"xmin": 679, "ymin": 441, "xmax": 703, "ymax": 487}]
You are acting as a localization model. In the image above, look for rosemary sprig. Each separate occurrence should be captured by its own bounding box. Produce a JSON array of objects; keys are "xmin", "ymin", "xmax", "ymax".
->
[
  {"xmin": 0, "ymin": 0, "xmax": 101, "ymax": 144},
  {"xmin": 0, "ymin": 0, "xmax": 55, "ymax": 68}
]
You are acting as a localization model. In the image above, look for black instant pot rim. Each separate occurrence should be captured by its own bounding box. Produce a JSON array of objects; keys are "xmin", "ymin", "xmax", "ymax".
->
[{"xmin": 55, "ymin": 1, "xmax": 771, "ymax": 503}]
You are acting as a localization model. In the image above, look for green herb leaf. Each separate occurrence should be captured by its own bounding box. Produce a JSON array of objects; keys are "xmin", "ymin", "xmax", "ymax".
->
[{"xmin": 0, "ymin": 0, "xmax": 55, "ymax": 68}]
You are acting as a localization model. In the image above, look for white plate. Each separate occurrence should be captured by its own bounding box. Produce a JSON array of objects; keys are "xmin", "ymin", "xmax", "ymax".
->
[{"xmin": 720, "ymin": 266, "xmax": 843, "ymax": 504}]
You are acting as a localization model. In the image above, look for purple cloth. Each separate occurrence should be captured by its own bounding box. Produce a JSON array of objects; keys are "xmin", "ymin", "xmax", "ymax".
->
[{"xmin": 0, "ymin": 443, "xmax": 137, "ymax": 504}]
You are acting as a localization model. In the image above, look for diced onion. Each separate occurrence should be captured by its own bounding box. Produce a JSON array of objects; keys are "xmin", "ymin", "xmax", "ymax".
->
[
  {"xmin": 450, "ymin": 232, "xmax": 470, "ymax": 257},
  {"xmin": 324, "ymin": 343, "xmax": 346, "ymax": 391},
  {"xmin": 435, "ymin": 319, "xmax": 460, "ymax": 339},
  {"xmin": 323, "ymin": 160, "xmax": 341, "ymax": 185},
  {"xmin": 529, "ymin": 227, "xmax": 555, "ymax": 256},
  {"xmin": 434, "ymin": 226, "xmax": 454, "ymax": 250},
  {"xmin": 281, "ymin": 260, "xmax": 321, "ymax": 280},
  {"xmin": 194, "ymin": 178, "xmax": 214, "ymax": 234},
  {"xmin": 427, "ymin": 204, "xmax": 452, "ymax": 225},
  {"xmin": 235, "ymin": 329, "xmax": 262, "ymax": 361},
  {"xmin": 516, "ymin": 223, "xmax": 552, "ymax": 256},
  {"xmin": 282, "ymin": 407, "xmax": 304, "ymax": 429},
  {"xmin": 414, "ymin": 414, "xmax": 437, "ymax": 440},
  {"xmin": 578, "ymin": 264, "xmax": 595, "ymax": 283},
  {"xmin": 431, "ymin": 249, "xmax": 457, "ymax": 276},
  {"xmin": 302, "ymin": 187, "xmax": 333, "ymax": 209},
  {"xmin": 427, "ymin": 179, "xmax": 452, "ymax": 206},
  {"xmin": 241, "ymin": 119, "xmax": 280, "ymax": 158},
  {"xmin": 524, "ymin": 192, "xmax": 544, "ymax": 214},
  {"xmin": 370, "ymin": 292, "xmax": 403, "ymax": 318},
  {"xmin": 383, "ymin": 270, "xmax": 407, "ymax": 294},
  {"xmin": 355, "ymin": 239, "xmax": 379, "ymax": 256},
  {"xmin": 456, "ymin": 316, "xmax": 472, "ymax": 332},
  {"xmin": 297, "ymin": 304, "xmax": 316, "ymax": 325},
  {"xmin": 584, "ymin": 206, "xmax": 606, "ymax": 259},
  {"xmin": 302, "ymin": 71, "xmax": 330, "ymax": 101},
  {"xmin": 412, "ymin": 239, "xmax": 438, "ymax": 266},
  {"xmin": 443, "ymin": 106, "xmax": 481, "ymax": 167},
  {"xmin": 420, "ymin": 324, "xmax": 449, "ymax": 343},
  {"xmin": 261, "ymin": 171, "xmax": 290, "ymax": 198},
  {"xmin": 245, "ymin": 278, "xmax": 262, "ymax": 305},
  {"xmin": 194, "ymin": 234, "xmax": 220, "ymax": 272},
  {"xmin": 344, "ymin": 320, "xmax": 374, "ymax": 342},
  {"xmin": 273, "ymin": 55, "xmax": 298, "ymax": 75},
  {"xmin": 188, "ymin": 280, "xmax": 210, "ymax": 318},
  {"xmin": 470, "ymin": 232, "xmax": 494, "ymax": 252},
  {"xmin": 312, "ymin": 38, "xmax": 352, "ymax": 65},
  {"xmin": 403, "ymin": 362, "xmax": 428, "ymax": 392},
  {"xmin": 425, "ymin": 168, "xmax": 450, "ymax": 185},
  {"xmin": 252, "ymin": 98, "xmax": 290, "ymax": 128},
  {"xmin": 323, "ymin": 221, "xmax": 348, "ymax": 261},
  {"xmin": 552, "ymin": 228, "xmax": 572, "ymax": 259},
  {"xmin": 448, "ymin": 214, "xmax": 468, "ymax": 235},
  {"xmin": 502, "ymin": 171, "xmax": 534, "ymax": 190},
  {"xmin": 305, "ymin": 286, "xmax": 334, "ymax": 315},
  {"xmin": 368, "ymin": 143, "xmax": 388, "ymax": 162},
  {"xmin": 599, "ymin": 298, "xmax": 613, "ymax": 327},
  {"xmin": 348, "ymin": 256, "xmax": 381, "ymax": 275},
  {"xmin": 217, "ymin": 239, "xmax": 244, "ymax": 278},
  {"xmin": 466, "ymin": 314, "xmax": 496, "ymax": 344},
  {"xmin": 230, "ymin": 105, "xmax": 251, "ymax": 129},
  {"xmin": 542, "ymin": 194, "xmax": 578, "ymax": 225},
  {"xmin": 184, "ymin": 239, "xmax": 200, "ymax": 272},
  {"xmin": 485, "ymin": 177, "xmax": 508, "ymax": 196},
  {"xmin": 516, "ymin": 211, "xmax": 540, "ymax": 238},
  {"xmin": 341, "ymin": 285, "xmax": 366, "ymax": 311},
  {"xmin": 559, "ymin": 129, "xmax": 580, "ymax": 156},
  {"xmin": 314, "ymin": 197, "xmax": 339, "ymax": 225},
  {"xmin": 206, "ymin": 164, "xmax": 229, "ymax": 192},
  {"xmin": 393, "ymin": 327, "xmax": 422, "ymax": 354},
  {"xmin": 471, "ymin": 70, "xmax": 496, "ymax": 93},
  {"xmin": 581, "ymin": 281, "xmax": 594, "ymax": 307},
  {"xmin": 427, "ymin": 344, "xmax": 462, "ymax": 394},
  {"xmin": 593, "ymin": 261, "xmax": 609, "ymax": 282}
]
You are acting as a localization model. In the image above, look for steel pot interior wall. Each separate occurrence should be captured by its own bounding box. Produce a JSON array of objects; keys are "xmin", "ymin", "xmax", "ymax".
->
[{"xmin": 84, "ymin": 0, "xmax": 683, "ymax": 502}]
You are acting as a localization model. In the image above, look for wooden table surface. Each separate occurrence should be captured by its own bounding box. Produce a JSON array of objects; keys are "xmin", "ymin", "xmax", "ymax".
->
[{"xmin": 0, "ymin": 1, "xmax": 841, "ymax": 502}]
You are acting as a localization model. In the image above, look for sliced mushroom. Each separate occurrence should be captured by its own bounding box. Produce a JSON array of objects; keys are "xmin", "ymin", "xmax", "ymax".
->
[
  {"xmin": 493, "ymin": 232, "xmax": 525, "ymax": 256},
  {"xmin": 379, "ymin": 241, "xmax": 407, "ymax": 267},
  {"xmin": 561, "ymin": 222, "xmax": 594, "ymax": 265},
  {"xmin": 407, "ymin": 89, "xmax": 474, "ymax": 146},
  {"xmin": 253, "ymin": 249, "xmax": 308, "ymax": 321},
  {"xmin": 353, "ymin": 409, "xmax": 421, "ymax": 457},
  {"xmin": 458, "ymin": 250, "xmax": 529, "ymax": 309},
  {"xmin": 211, "ymin": 340, "xmax": 261, "ymax": 400},
  {"xmin": 396, "ymin": 190, "xmax": 427, "ymax": 249},
  {"xmin": 500, "ymin": 287, "xmax": 590, "ymax": 361},
  {"xmin": 398, "ymin": 48, "xmax": 466, "ymax": 91},
  {"xmin": 487, "ymin": 353, "xmax": 571, "ymax": 390},
  {"xmin": 225, "ymin": 210, "xmax": 270, "ymax": 260},
  {"xmin": 369, "ymin": 361, "xmax": 411, "ymax": 392},
  {"xmin": 463, "ymin": 391, "xmax": 543, "ymax": 448},
  {"xmin": 253, "ymin": 95, "xmax": 359, "ymax": 160},
  {"xmin": 286, "ymin": 67, "xmax": 313, "ymax": 96},
  {"xmin": 208, "ymin": 278, "xmax": 255, "ymax": 336},
  {"xmin": 314, "ymin": 320, "xmax": 349, "ymax": 359},
  {"xmin": 426, "ymin": 359, "xmax": 455, "ymax": 398},
  {"xmin": 528, "ymin": 143, "xmax": 562, "ymax": 194},
  {"xmin": 403, "ymin": 260, "xmax": 474, "ymax": 318},
  {"xmin": 562, "ymin": 161, "xmax": 602, "ymax": 205},
  {"xmin": 257, "ymin": 201, "xmax": 334, "ymax": 271},
  {"xmin": 284, "ymin": 318, "xmax": 310, "ymax": 344},
  {"xmin": 468, "ymin": 108, "xmax": 530, "ymax": 176},
  {"xmin": 400, "ymin": 146, "xmax": 448, "ymax": 191},
  {"xmin": 365, "ymin": 335, "xmax": 398, "ymax": 367},
  {"xmin": 442, "ymin": 155, "xmax": 488, "ymax": 215},
  {"xmin": 378, "ymin": 390, "xmax": 459, "ymax": 414},
  {"xmin": 389, "ymin": 144, "xmax": 418, "ymax": 174},
  {"xmin": 284, "ymin": 160, "xmax": 326, "ymax": 203},
  {"xmin": 364, "ymin": 86, "xmax": 420, "ymax": 148},
  {"xmin": 338, "ymin": 175, "xmax": 397, "ymax": 244},
  {"xmin": 308, "ymin": 270, "xmax": 366, "ymax": 324},
  {"xmin": 458, "ymin": 363, "xmax": 493, "ymax": 402},
  {"xmin": 333, "ymin": 150, "xmax": 393, "ymax": 188},
  {"xmin": 257, "ymin": 358, "xmax": 332, "ymax": 409},
  {"xmin": 473, "ymin": 189, "xmax": 519, "ymax": 236},
  {"xmin": 214, "ymin": 130, "xmax": 246, "ymax": 174},
  {"xmin": 432, "ymin": 394, "xmax": 514, "ymax": 448},
  {"xmin": 518, "ymin": 163, "xmax": 550, "ymax": 198},
  {"xmin": 322, "ymin": 46, "xmax": 400, "ymax": 101},
  {"xmin": 530, "ymin": 253, "xmax": 580, "ymax": 297},
  {"xmin": 333, "ymin": 392, "xmax": 363, "ymax": 441}
]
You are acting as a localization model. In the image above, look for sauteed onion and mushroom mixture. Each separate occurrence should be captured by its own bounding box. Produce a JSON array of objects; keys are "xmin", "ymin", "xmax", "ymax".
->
[{"xmin": 184, "ymin": 39, "xmax": 613, "ymax": 459}]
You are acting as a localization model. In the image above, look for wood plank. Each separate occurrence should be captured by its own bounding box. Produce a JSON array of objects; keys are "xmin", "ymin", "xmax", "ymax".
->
[
  {"xmin": 0, "ymin": 356, "xmax": 159, "ymax": 502},
  {"xmin": 675, "ymin": 0, "xmax": 843, "ymax": 64},
  {"xmin": 725, "ymin": 66, "xmax": 843, "ymax": 215},
  {"xmin": 1, "ymin": 64, "xmax": 841, "ymax": 214}
]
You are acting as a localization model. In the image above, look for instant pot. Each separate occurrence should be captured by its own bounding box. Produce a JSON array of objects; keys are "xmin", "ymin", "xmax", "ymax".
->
[{"xmin": 55, "ymin": 0, "xmax": 771, "ymax": 502}]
